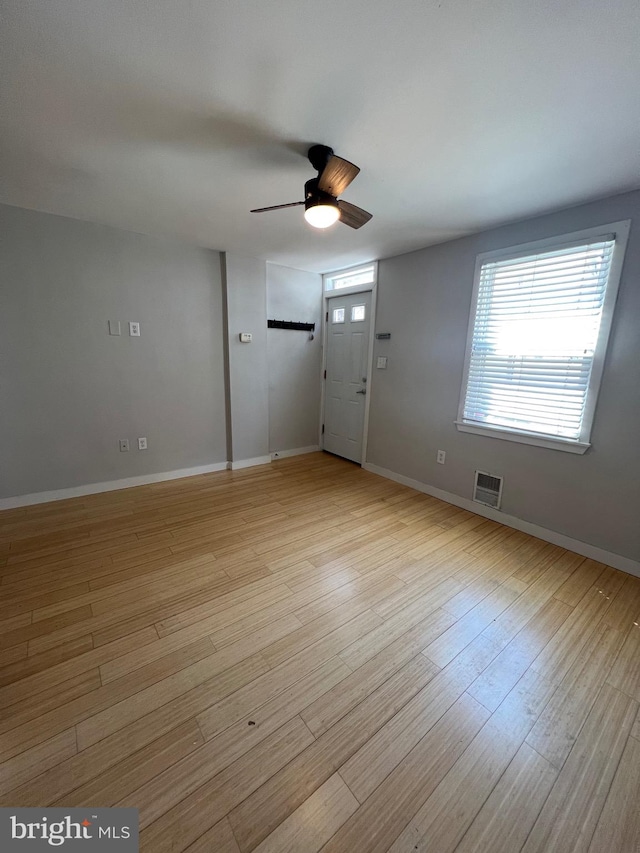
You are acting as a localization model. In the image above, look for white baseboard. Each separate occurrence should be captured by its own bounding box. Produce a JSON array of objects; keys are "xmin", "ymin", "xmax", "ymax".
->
[
  {"xmin": 270, "ymin": 445, "xmax": 320, "ymax": 461},
  {"xmin": 229, "ymin": 455, "xmax": 272, "ymax": 471},
  {"xmin": 0, "ymin": 462, "xmax": 230, "ymax": 510},
  {"xmin": 363, "ymin": 462, "xmax": 640, "ymax": 579}
]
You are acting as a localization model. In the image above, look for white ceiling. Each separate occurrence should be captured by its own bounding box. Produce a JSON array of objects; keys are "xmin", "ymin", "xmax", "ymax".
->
[{"xmin": 1, "ymin": 0, "xmax": 639, "ymax": 273}]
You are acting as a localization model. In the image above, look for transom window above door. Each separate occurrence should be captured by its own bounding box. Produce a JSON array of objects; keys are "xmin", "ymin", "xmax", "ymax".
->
[{"xmin": 324, "ymin": 264, "xmax": 375, "ymax": 292}]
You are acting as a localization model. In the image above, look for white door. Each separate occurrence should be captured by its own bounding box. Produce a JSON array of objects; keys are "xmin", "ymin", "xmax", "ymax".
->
[{"xmin": 323, "ymin": 291, "xmax": 372, "ymax": 463}]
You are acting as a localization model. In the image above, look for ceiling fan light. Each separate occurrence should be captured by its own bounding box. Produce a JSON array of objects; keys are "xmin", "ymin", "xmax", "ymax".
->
[{"xmin": 304, "ymin": 202, "xmax": 340, "ymax": 229}]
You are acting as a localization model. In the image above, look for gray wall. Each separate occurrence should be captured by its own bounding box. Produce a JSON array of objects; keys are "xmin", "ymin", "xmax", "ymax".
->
[
  {"xmin": 0, "ymin": 204, "xmax": 227, "ymax": 498},
  {"xmin": 223, "ymin": 253, "xmax": 270, "ymax": 463},
  {"xmin": 267, "ymin": 263, "xmax": 322, "ymax": 453},
  {"xmin": 4, "ymin": 190, "xmax": 638, "ymax": 566},
  {"xmin": 367, "ymin": 190, "xmax": 640, "ymax": 562}
]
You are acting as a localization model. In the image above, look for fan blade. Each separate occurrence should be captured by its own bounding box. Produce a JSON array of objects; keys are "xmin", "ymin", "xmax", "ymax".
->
[
  {"xmin": 338, "ymin": 200, "xmax": 372, "ymax": 229},
  {"xmin": 250, "ymin": 201, "xmax": 304, "ymax": 213},
  {"xmin": 317, "ymin": 156, "xmax": 360, "ymax": 196}
]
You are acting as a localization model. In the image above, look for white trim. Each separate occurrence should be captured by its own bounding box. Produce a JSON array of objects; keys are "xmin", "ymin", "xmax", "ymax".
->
[
  {"xmin": 229, "ymin": 455, "xmax": 272, "ymax": 470},
  {"xmin": 270, "ymin": 446, "xmax": 320, "ymax": 460},
  {"xmin": 0, "ymin": 462, "xmax": 229, "ymax": 510},
  {"xmin": 321, "ymin": 281, "xmax": 375, "ymax": 298},
  {"xmin": 457, "ymin": 220, "xmax": 631, "ymax": 452},
  {"xmin": 362, "ymin": 462, "xmax": 640, "ymax": 579},
  {"xmin": 454, "ymin": 422, "xmax": 591, "ymax": 454},
  {"xmin": 361, "ymin": 283, "xmax": 378, "ymax": 464}
]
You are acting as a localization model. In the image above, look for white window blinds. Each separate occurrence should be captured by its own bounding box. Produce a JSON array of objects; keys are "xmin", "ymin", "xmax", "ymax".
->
[{"xmin": 461, "ymin": 237, "xmax": 616, "ymax": 442}]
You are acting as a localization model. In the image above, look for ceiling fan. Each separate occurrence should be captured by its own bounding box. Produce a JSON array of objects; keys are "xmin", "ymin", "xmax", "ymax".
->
[{"xmin": 250, "ymin": 144, "xmax": 372, "ymax": 230}]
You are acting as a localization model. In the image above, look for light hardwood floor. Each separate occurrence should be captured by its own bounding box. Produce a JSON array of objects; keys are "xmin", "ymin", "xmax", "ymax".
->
[{"xmin": 1, "ymin": 452, "xmax": 639, "ymax": 852}]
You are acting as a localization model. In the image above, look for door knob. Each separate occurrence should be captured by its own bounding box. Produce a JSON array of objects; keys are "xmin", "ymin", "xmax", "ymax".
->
[{"xmin": 356, "ymin": 389, "xmax": 366, "ymax": 395}]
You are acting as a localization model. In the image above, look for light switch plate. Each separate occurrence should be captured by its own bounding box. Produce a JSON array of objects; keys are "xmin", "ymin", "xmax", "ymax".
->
[
  {"xmin": 108, "ymin": 320, "xmax": 121, "ymax": 336},
  {"xmin": 377, "ymin": 356, "xmax": 388, "ymax": 369},
  {"xmin": 239, "ymin": 332, "xmax": 252, "ymax": 343}
]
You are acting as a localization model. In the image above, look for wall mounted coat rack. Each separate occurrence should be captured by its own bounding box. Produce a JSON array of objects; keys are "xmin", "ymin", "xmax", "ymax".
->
[{"xmin": 267, "ymin": 320, "xmax": 316, "ymax": 331}]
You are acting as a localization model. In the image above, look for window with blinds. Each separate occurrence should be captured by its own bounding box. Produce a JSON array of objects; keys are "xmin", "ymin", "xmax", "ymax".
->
[{"xmin": 457, "ymin": 223, "xmax": 629, "ymax": 453}]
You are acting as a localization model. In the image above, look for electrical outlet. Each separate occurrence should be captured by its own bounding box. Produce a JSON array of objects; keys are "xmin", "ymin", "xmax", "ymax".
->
[
  {"xmin": 437, "ymin": 449, "xmax": 446, "ymax": 464},
  {"xmin": 129, "ymin": 321, "xmax": 141, "ymax": 337},
  {"xmin": 119, "ymin": 439, "xmax": 130, "ymax": 452},
  {"xmin": 138, "ymin": 437, "xmax": 147, "ymax": 450}
]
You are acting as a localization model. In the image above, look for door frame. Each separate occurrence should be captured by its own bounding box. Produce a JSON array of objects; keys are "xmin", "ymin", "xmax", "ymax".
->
[{"xmin": 319, "ymin": 262, "xmax": 378, "ymax": 465}]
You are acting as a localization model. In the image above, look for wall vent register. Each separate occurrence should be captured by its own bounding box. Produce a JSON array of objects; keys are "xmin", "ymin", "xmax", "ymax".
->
[{"xmin": 473, "ymin": 470, "xmax": 503, "ymax": 509}]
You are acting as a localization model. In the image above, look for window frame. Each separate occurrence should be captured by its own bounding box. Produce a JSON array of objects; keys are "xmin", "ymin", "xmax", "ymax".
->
[
  {"xmin": 323, "ymin": 262, "xmax": 377, "ymax": 295},
  {"xmin": 332, "ymin": 307, "xmax": 346, "ymax": 324},
  {"xmin": 455, "ymin": 220, "xmax": 631, "ymax": 454}
]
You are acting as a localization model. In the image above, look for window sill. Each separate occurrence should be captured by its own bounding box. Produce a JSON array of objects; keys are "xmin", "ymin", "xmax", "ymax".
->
[{"xmin": 454, "ymin": 421, "xmax": 591, "ymax": 455}]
